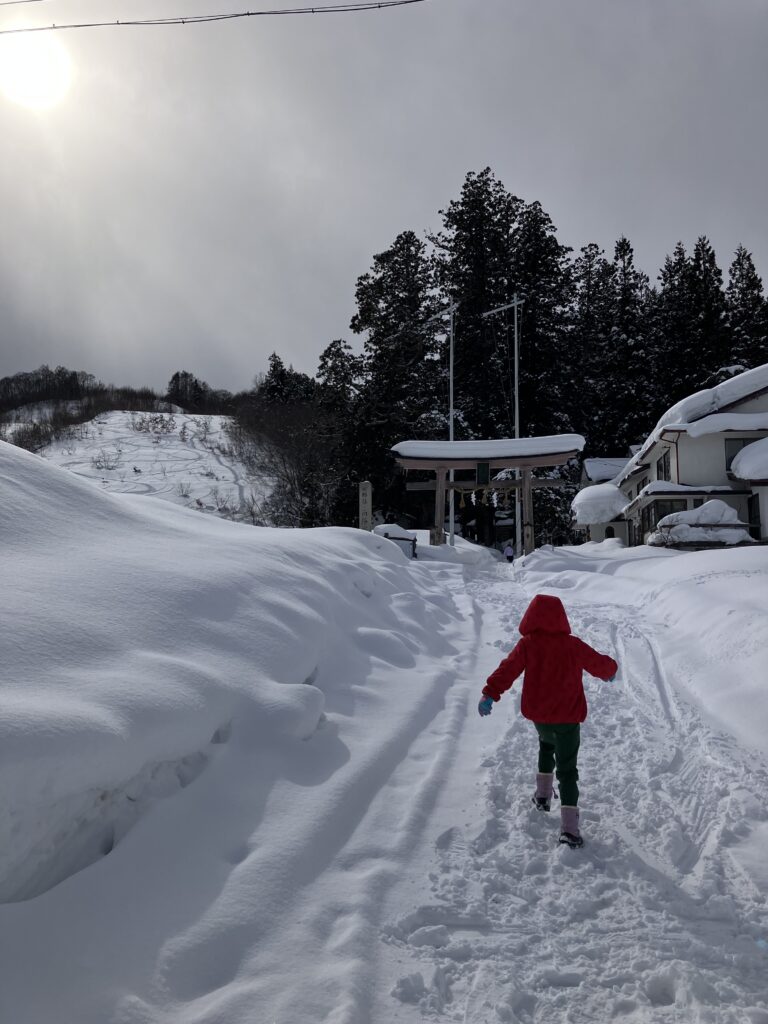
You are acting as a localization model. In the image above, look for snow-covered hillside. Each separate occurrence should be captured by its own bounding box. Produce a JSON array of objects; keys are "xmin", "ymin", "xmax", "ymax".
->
[
  {"xmin": 40, "ymin": 409, "xmax": 267, "ymax": 520},
  {"xmin": 1, "ymin": 440, "xmax": 767, "ymax": 1024}
]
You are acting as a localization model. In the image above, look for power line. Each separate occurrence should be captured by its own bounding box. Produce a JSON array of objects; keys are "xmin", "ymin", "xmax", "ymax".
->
[{"xmin": 0, "ymin": 0, "xmax": 428, "ymax": 29}]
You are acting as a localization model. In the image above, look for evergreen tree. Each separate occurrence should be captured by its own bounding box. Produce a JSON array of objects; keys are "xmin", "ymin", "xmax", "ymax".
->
[
  {"xmin": 648, "ymin": 241, "xmax": 695, "ymax": 414},
  {"xmin": 608, "ymin": 236, "xmax": 653, "ymax": 451},
  {"xmin": 508, "ymin": 200, "xmax": 573, "ymax": 438},
  {"xmin": 349, "ymin": 229, "xmax": 442, "ymax": 515},
  {"xmin": 431, "ymin": 168, "xmax": 524, "ymax": 438},
  {"xmin": 568, "ymin": 242, "xmax": 616, "ymax": 451},
  {"xmin": 259, "ymin": 353, "xmax": 315, "ymax": 404},
  {"xmin": 726, "ymin": 245, "xmax": 767, "ymax": 368},
  {"xmin": 689, "ymin": 236, "xmax": 729, "ymax": 382},
  {"xmin": 166, "ymin": 370, "xmax": 210, "ymax": 410},
  {"xmin": 317, "ymin": 339, "xmax": 361, "ymax": 411}
]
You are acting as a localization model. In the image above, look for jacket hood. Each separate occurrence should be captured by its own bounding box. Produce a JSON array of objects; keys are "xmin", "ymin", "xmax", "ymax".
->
[{"xmin": 519, "ymin": 595, "xmax": 571, "ymax": 636}]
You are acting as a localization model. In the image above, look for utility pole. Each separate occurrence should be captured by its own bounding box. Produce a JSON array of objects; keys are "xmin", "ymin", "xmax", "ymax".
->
[
  {"xmin": 482, "ymin": 293, "xmax": 525, "ymax": 555},
  {"xmin": 448, "ymin": 302, "xmax": 458, "ymax": 545}
]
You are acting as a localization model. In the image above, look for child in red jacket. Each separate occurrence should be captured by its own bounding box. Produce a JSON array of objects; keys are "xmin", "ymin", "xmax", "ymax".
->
[{"xmin": 478, "ymin": 594, "xmax": 617, "ymax": 848}]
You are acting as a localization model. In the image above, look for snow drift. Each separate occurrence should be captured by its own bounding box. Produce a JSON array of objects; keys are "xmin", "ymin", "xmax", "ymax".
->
[{"xmin": 0, "ymin": 439, "xmax": 460, "ymax": 906}]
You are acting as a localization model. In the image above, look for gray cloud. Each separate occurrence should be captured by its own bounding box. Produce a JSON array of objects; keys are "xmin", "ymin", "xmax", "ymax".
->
[{"xmin": 1, "ymin": 0, "xmax": 766, "ymax": 392}]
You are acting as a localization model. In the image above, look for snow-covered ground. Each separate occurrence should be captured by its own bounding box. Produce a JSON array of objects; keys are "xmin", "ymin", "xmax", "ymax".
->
[
  {"xmin": 40, "ymin": 409, "xmax": 268, "ymax": 520},
  {"xmin": 1, "ymin": 441, "xmax": 767, "ymax": 1024}
]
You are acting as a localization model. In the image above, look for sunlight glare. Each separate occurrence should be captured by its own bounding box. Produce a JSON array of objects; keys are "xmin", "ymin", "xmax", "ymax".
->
[{"xmin": 0, "ymin": 33, "xmax": 73, "ymax": 110}]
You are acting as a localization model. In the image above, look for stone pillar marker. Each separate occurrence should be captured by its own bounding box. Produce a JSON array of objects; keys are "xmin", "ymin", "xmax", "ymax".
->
[{"xmin": 358, "ymin": 480, "xmax": 373, "ymax": 531}]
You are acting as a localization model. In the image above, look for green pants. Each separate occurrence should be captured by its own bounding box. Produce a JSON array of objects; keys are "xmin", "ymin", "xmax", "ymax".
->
[{"xmin": 535, "ymin": 723, "xmax": 581, "ymax": 806}]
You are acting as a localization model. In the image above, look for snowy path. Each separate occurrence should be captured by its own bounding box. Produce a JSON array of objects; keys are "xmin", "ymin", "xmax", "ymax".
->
[{"xmin": 380, "ymin": 564, "xmax": 768, "ymax": 1023}]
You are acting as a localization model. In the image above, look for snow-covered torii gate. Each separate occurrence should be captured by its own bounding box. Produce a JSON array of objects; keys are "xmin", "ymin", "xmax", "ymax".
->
[{"xmin": 391, "ymin": 435, "xmax": 585, "ymax": 554}]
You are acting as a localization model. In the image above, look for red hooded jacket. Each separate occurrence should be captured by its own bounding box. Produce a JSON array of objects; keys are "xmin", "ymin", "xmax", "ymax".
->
[{"xmin": 482, "ymin": 595, "xmax": 617, "ymax": 723}]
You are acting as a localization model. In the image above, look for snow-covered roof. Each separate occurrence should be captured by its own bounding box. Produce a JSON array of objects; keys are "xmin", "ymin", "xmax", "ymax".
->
[
  {"xmin": 663, "ymin": 412, "xmax": 768, "ymax": 439},
  {"xmin": 572, "ymin": 482, "xmax": 628, "ymax": 525},
  {"xmin": 392, "ymin": 435, "xmax": 585, "ymax": 462},
  {"xmin": 612, "ymin": 364, "xmax": 768, "ymax": 486},
  {"xmin": 393, "ymin": 436, "xmax": 587, "ymax": 461},
  {"xmin": 583, "ymin": 457, "xmax": 630, "ymax": 482},
  {"xmin": 656, "ymin": 363, "xmax": 768, "ymax": 431},
  {"xmin": 731, "ymin": 437, "xmax": 768, "ymax": 481},
  {"xmin": 635, "ymin": 481, "xmax": 748, "ymax": 497}
]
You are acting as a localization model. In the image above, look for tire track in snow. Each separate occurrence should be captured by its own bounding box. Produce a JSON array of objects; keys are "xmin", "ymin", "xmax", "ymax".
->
[
  {"xmin": 384, "ymin": 566, "xmax": 768, "ymax": 1023},
  {"xmin": 138, "ymin": 583, "xmax": 485, "ymax": 1023}
]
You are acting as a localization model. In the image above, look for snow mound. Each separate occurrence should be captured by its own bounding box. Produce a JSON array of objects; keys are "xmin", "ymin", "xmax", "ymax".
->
[
  {"xmin": 649, "ymin": 499, "xmax": 754, "ymax": 546},
  {"xmin": 731, "ymin": 436, "xmax": 768, "ymax": 481},
  {"xmin": 571, "ymin": 481, "xmax": 627, "ymax": 525},
  {"xmin": 0, "ymin": 440, "xmax": 459, "ymax": 904},
  {"xmin": 657, "ymin": 499, "xmax": 741, "ymax": 527}
]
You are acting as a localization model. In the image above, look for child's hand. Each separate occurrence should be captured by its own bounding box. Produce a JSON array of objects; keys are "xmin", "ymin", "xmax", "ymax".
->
[{"xmin": 478, "ymin": 697, "xmax": 494, "ymax": 717}]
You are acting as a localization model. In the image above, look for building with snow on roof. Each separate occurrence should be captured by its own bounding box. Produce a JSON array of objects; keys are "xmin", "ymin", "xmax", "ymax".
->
[{"xmin": 573, "ymin": 364, "xmax": 768, "ymax": 546}]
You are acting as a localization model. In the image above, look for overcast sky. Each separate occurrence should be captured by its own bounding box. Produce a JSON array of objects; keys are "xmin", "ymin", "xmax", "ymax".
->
[{"xmin": 0, "ymin": 0, "xmax": 766, "ymax": 392}]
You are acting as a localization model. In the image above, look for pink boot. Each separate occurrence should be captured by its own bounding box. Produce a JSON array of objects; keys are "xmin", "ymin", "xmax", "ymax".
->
[
  {"xmin": 559, "ymin": 805, "xmax": 584, "ymax": 848},
  {"xmin": 531, "ymin": 772, "xmax": 554, "ymax": 812}
]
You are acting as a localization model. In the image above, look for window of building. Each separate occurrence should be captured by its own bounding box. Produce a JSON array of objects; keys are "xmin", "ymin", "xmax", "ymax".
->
[
  {"xmin": 725, "ymin": 438, "xmax": 755, "ymax": 472},
  {"xmin": 748, "ymin": 493, "xmax": 761, "ymax": 540},
  {"xmin": 640, "ymin": 499, "xmax": 687, "ymax": 538},
  {"xmin": 692, "ymin": 498, "xmax": 705, "ymax": 508},
  {"xmin": 656, "ymin": 449, "xmax": 671, "ymax": 482}
]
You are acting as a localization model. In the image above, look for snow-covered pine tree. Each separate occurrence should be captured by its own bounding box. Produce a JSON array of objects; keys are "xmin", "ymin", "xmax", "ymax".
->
[
  {"xmin": 315, "ymin": 339, "xmax": 363, "ymax": 524},
  {"xmin": 508, "ymin": 200, "xmax": 573, "ymax": 439},
  {"xmin": 726, "ymin": 245, "xmax": 768, "ymax": 370},
  {"xmin": 568, "ymin": 242, "xmax": 617, "ymax": 452},
  {"xmin": 689, "ymin": 236, "xmax": 729, "ymax": 386},
  {"xmin": 349, "ymin": 230, "xmax": 442, "ymax": 517},
  {"xmin": 608, "ymin": 236, "xmax": 654, "ymax": 452},
  {"xmin": 648, "ymin": 241, "xmax": 696, "ymax": 415},
  {"xmin": 431, "ymin": 168, "xmax": 524, "ymax": 440}
]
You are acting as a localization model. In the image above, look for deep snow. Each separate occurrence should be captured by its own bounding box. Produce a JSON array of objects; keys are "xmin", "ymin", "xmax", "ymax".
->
[
  {"xmin": 40, "ymin": 409, "xmax": 267, "ymax": 520},
  {"xmin": 1, "ymin": 440, "xmax": 767, "ymax": 1024}
]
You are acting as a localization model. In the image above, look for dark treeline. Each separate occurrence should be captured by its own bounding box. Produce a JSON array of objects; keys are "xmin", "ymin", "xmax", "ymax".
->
[
  {"xmin": 2, "ymin": 169, "xmax": 767, "ymax": 540},
  {"xmin": 0, "ymin": 365, "xmax": 167, "ymax": 451}
]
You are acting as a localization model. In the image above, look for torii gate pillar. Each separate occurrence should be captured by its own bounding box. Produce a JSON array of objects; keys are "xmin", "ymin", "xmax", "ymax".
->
[{"xmin": 521, "ymin": 469, "xmax": 535, "ymax": 555}]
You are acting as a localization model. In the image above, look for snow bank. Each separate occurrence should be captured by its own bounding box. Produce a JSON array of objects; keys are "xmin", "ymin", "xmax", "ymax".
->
[
  {"xmin": 731, "ymin": 436, "xmax": 768, "ymax": 480},
  {"xmin": 571, "ymin": 481, "xmax": 627, "ymax": 524},
  {"xmin": 0, "ymin": 440, "xmax": 460, "ymax": 905}
]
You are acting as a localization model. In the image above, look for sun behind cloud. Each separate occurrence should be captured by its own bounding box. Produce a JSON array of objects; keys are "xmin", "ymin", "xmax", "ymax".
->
[{"xmin": 0, "ymin": 32, "xmax": 73, "ymax": 110}]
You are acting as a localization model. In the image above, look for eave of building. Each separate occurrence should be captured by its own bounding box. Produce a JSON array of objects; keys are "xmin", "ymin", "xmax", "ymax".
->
[
  {"xmin": 621, "ymin": 485, "xmax": 751, "ymax": 517},
  {"xmin": 393, "ymin": 449, "xmax": 582, "ymax": 471}
]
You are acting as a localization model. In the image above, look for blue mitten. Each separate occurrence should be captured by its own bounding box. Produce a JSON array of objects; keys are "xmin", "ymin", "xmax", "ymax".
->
[{"xmin": 478, "ymin": 697, "xmax": 494, "ymax": 717}]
